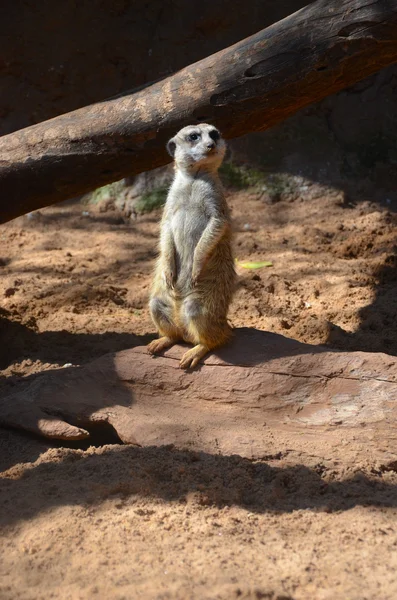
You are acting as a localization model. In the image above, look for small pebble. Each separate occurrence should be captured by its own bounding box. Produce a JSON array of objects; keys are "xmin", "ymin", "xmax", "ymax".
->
[{"xmin": 62, "ymin": 363, "xmax": 73, "ymax": 368}]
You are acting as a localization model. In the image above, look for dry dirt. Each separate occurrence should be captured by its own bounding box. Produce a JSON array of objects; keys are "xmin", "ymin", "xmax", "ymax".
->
[{"xmin": 1, "ymin": 180, "xmax": 397, "ymax": 599}]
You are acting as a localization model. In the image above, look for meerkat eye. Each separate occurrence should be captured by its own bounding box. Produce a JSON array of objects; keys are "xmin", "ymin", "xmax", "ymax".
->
[
  {"xmin": 188, "ymin": 133, "xmax": 200, "ymax": 142},
  {"xmin": 209, "ymin": 129, "xmax": 220, "ymax": 142}
]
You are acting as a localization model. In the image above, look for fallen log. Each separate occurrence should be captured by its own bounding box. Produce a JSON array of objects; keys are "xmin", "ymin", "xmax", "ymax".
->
[
  {"xmin": 1, "ymin": 329, "xmax": 397, "ymax": 465},
  {"xmin": 1, "ymin": 0, "xmax": 397, "ymax": 223}
]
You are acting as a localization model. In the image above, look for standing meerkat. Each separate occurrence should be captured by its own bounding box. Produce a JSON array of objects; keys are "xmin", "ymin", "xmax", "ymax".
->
[{"xmin": 147, "ymin": 123, "xmax": 236, "ymax": 369}]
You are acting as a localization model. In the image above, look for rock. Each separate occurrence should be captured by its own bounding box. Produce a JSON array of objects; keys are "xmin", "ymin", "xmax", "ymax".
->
[{"xmin": 1, "ymin": 328, "xmax": 396, "ymax": 464}]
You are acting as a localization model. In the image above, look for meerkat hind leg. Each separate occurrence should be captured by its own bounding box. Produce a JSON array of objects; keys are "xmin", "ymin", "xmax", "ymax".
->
[
  {"xmin": 179, "ymin": 344, "xmax": 209, "ymax": 369},
  {"xmin": 148, "ymin": 295, "xmax": 182, "ymax": 355},
  {"xmin": 179, "ymin": 297, "xmax": 231, "ymax": 369},
  {"xmin": 147, "ymin": 335, "xmax": 178, "ymax": 355}
]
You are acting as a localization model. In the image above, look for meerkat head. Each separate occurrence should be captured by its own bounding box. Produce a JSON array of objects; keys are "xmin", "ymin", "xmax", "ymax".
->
[{"xmin": 166, "ymin": 124, "xmax": 226, "ymax": 174}]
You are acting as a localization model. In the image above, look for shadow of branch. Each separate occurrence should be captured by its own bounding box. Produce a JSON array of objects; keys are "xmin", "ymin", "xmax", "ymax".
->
[{"xmin": 1, "ymin": 445, "xmax": 397, "ymax": 528}]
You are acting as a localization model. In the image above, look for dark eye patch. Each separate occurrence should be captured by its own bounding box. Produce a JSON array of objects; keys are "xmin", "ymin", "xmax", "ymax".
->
[
  {"xmin": 209, "ymin": 129, "xmax": 220, "ymax": 142},
  {"xmin": 187, "ymin": 132, "xmax": 200, "ymax": 142}
]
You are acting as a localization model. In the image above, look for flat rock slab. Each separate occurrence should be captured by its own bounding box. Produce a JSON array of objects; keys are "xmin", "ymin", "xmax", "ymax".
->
[{"xmin": 1, "ymin": 328, "xmax": 397, "ymax": 466}]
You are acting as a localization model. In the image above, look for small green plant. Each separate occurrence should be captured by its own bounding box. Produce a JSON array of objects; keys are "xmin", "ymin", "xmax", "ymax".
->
[
  {"xmin": 220, "ymin": 162, "xmax": 266, "ymax": 189},
  {"xmin": 134, "ymin": 186, "xmax": 168, "ymax": 214},
  {"xmin": 262, "ymin": 173, "xmax": 296, "ymax": 198},
  {"xmin": 220, "ymin": 162, "xmax": 296, "ymax": 202},
  {"xmin": 83, "ymin": 181, "xmax": 124, "ymax": 205}
]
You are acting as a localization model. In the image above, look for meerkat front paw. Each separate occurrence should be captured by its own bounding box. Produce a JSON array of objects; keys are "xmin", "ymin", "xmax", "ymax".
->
[
  {"xmin": 191, "ymin": 268, "xmax": 201, "ymax": 287},
  {"xmin": 163, "ymin": 268, "xmax": 176, "ymax": 289}
]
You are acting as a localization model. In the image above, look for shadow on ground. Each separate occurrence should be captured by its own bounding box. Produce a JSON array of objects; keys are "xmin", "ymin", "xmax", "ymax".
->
[
  {"xmin": 0, "ymin": 313, "xmax": 152, "ymax": 374},
  {"xmin": 327, "ymin": 251, "xmax": 397, "ymax": 355},
  {"xmin": 1, "ymin": 444, "xmax": 397, "ymax": 529}
]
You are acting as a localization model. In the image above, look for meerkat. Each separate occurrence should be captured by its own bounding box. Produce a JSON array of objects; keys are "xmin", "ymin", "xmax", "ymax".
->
[{"xmin": 147, "ymin": 123, "xmax": 236, "ymax": 369}]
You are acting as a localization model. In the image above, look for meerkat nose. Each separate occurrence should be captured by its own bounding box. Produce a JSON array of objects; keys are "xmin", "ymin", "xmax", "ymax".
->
[{"xmin": 207, "ymin": 142, "xmax": 215, "ymax": 150}]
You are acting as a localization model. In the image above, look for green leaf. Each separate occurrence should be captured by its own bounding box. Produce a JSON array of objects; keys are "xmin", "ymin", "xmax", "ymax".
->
[{"xmin": 236, "ymin": 260, "xmax": 273, "ymax": 269}]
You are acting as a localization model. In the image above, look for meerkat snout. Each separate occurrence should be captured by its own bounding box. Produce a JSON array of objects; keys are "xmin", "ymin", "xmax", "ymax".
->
[{"xmin": 167, "ymin": 123, "xmax": 226, "ymax": 173}]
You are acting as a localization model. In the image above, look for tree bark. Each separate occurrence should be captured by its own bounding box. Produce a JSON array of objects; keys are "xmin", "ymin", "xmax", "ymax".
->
[{"xmin": 1, "ymin": 0, "xmax": 397, "ymax": 223}]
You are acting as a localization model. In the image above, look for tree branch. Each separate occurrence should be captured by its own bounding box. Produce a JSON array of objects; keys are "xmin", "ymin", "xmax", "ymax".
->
[{"xmin": 1, "ymin": 0, "xmax": 397, "ymax": 222}]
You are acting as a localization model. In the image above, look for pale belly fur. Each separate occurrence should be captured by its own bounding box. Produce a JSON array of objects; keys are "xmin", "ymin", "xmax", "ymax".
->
[{"xmin": 171, "ymin": 207, "xmax": 208, "ymax": 290}]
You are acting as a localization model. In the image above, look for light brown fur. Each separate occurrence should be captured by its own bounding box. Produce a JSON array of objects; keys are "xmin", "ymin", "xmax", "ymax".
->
[{"xmin": 147, "ymin": 124, "xmax": 236, "ymax": 368}]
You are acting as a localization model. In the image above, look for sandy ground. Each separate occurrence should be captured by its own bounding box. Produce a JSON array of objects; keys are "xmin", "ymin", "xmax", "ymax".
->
[{"xmin": 1, "ymin": 179, "xmax": 397, "ymax": 599}]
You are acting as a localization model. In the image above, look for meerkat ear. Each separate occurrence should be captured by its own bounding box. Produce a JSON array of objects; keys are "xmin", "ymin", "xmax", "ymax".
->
[{"xmin": 166, "ymin": 138, "xmax": 176, "ymax": 158}]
